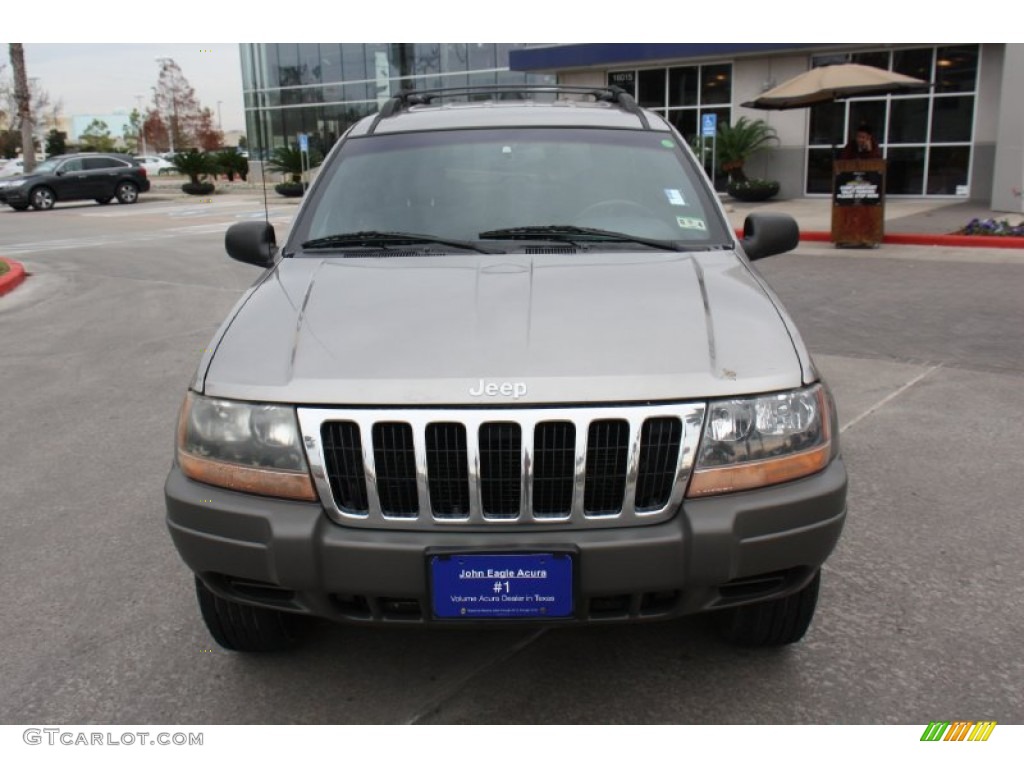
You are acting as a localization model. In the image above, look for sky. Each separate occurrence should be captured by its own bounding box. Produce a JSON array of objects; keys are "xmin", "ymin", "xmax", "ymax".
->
[{"xmin": 3, "ymin": 44, "xmax": 245, "ymax": 132}]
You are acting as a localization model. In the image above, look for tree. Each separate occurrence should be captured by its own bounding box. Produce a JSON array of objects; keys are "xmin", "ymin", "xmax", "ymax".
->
[
  {"xmin": 80, "ymin": 119, "xmax": 116, "ymax": 152},
  {"xmin": 9, "ymin": 44, "xmax": 34, "ymax": 173},
  {"xmin": 142, "ymin": 108, "xmax": 169, "ymax": 153},
  {"xmin": 124, "ymin": 108, "xmax": 143, "ymax": 153},
  {"xmin": 195, "ymin": 107, "xmax": 223, "ymax": 151},
  {"xmin": 45, "ymin": 129, "xmax": 66, "ymax": 157},
  {"xmin": 266, "ymin": 144, "xmax": 321, "ymax": 184},
  {"xmin": 152, "ymin": 58, "xmax": 202, "ymax": 152}
]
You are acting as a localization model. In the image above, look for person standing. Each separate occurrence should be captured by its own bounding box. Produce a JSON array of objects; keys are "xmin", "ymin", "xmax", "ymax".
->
[{"xmin": 841, "ymin": 124, "xmax": 882, "ymax": 159}]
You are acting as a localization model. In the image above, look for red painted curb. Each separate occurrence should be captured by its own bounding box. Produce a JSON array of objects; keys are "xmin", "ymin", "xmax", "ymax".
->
[
  {"xmin": 0, "ymin": 257, "xmax": 27, "ymax": 296},
  {"xmin": 734, "ymin": 229, "xmax": 1024, "ymax": 249}
]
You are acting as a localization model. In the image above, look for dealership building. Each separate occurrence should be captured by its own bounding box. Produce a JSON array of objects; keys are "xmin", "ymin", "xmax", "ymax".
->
[{"xmin": 240, "ymin": 43, "xmax": 1022, "ymax": 211}]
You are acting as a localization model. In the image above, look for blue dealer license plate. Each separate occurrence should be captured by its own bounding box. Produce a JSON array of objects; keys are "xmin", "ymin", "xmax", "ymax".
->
[{"xmin": 430, "ymin": 553, "xmax": 573, "ymax": 619}]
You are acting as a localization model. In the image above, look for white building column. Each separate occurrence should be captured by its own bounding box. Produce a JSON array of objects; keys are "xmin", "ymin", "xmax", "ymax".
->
[{"xmin": 991, "ymin": 44, "xmax": 1024, "ymax": 213}]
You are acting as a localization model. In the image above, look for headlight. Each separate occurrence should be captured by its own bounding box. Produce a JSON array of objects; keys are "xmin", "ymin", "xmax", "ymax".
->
[
  {"xmin": 6, "ymin": 179, "xmax": 26, "ymax": 188},
  {"xmin": 687, "ymin": 384, "xmax": 834, "ymax": 497},
  {"xmin": 176, "ymin": 392, "xmax": 316, "ymax": 501}
]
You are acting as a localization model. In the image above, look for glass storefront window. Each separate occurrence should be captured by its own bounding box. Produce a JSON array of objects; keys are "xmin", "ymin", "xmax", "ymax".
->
[
  {"xmin": 809, "ymin": 101, "xmax": 844, "ymax": 146},
  {"xmin": 927, "ymin": 146, "xmax": 970, "ymax": 195},
  {"xmin": 806, "ymin": 149, "xmax": 835, "ymax": 195},
  {"xmin": 893, "ymin": 48, "xmax": 932, "ymax": 81},
  {"xmin": 341, "ymin": 44, "xmax": 366, "ymax": 84},
  {"xmin": 637, "ymin": 69, "xmax": 666, "ymax": 109},
  {"xmin": 930, "ymin": 95, "xmax": 974, "ymax": 142},
  {"xmin": 701, "ymin": 64, "xmax": 731, "ymax": 105},
  {"xmin": 245, "ymin": 44, "xmax": 548, "ymax": 159},
  {"xmin": 468, "ymin": 44, "xmax": 497, "ymax": 72},
  {"xmin": 886, "ymin": 147, "xmax": 926, "ymax": 195},
  {"xmin": 887, "ymin": 98, "xmax": 928, "ymax": 144},
  {"xmin": 608, "ymin": 71, "xmax": 636, "ymax": 97},
  {"xmin": 805, "ymin": 45, "xmax": 978, "ymax": 196},
  {"xmin": 847, "ymin": 100, "xmax": 887, "ymax": 142},
  {"xmin": 935, "ymin": 46, "xmax": 978, "ymax": 93},
  {"xmin": 668, "ymin": 67, "xmax": 698, "ymax": 107}
]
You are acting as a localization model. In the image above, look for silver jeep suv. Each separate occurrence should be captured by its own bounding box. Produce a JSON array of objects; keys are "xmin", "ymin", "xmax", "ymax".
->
[{"xmin": 164, "ymin": 86, "xmax": 847, "ymax": 651}]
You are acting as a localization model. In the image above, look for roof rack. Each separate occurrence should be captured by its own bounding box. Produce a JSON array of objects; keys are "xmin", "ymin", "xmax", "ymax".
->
[{"xmin": 366, "ymin": 84, "xmax": 650, "ymax": 134}]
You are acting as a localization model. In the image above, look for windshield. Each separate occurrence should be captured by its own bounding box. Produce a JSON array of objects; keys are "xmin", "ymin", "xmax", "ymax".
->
[
  {"xmin": 293, "ymin": 128, "xmax": 730, "ymax": 251},
  {"xmin": 31, "ymin": 158, "xmax": 62, "ymax": 174}
]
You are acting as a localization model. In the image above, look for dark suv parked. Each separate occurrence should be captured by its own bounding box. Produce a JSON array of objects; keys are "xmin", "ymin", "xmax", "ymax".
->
[{"xmin": 0, "ymin": 153, "xmax": 150, "ymax": 211}]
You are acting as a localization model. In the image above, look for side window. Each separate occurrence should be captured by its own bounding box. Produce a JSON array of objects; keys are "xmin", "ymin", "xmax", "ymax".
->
[
  {"xmin": 61, "ymin": 158, "xmax": 85, "ymax": 172},
  {"xmin": 84, "ymin": 158, "xmax": 125, "ymax": 170}
]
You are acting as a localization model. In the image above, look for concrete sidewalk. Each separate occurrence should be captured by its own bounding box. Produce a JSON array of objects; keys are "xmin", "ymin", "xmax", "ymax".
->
[{"xmin": 724, "ymin": 197, "xmax": 1022, "ymax": 237}]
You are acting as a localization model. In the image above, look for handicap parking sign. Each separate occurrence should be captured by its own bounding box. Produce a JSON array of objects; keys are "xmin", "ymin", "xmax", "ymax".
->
[
  {"xmin": 298, "ymin": 133, "xmax": 309, "ymax": 152},
  {"xmin": 701, "ymin": 114, "xmax": 717, "ymax": 137}
]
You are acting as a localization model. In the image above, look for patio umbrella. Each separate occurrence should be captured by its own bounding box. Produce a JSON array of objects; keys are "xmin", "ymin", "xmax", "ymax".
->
[{"xmin": 741, "ymin": 63, "xmax": 930, "ymax": 110}]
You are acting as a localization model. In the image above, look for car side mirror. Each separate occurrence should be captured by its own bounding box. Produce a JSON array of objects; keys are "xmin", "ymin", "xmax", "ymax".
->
[
  {"xmin": 225, "ymin": 221, "xmax": 278, "ymax": 268},
  {"xmin": 741, "ymin": 213, "xmax": 799, "ymax": 261},
  {"xmin": 55, "ymin": 169, "xmax": 65, "ymax": 176}
]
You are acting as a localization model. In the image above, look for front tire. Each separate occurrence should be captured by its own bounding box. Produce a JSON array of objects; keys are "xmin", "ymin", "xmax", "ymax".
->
[
  {"xmin": 30, "ymin": 186, "xmax": 56, "ymax": 210},
  {"xmin": 195, "ymin": 577, "xmax": 303, "ymax": 652},
  {"xmin": 717, "ymin": 570, "xmax": 821, "ymax": 647},
  {"xmin": 115, "ymin": 181, "xmax": 139, "ymax": 204}
]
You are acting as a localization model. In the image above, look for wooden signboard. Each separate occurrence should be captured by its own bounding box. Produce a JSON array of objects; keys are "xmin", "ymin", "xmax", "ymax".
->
[{"xmin": 831, "ymin": 159, "xmax": 886, "ymax": 247}]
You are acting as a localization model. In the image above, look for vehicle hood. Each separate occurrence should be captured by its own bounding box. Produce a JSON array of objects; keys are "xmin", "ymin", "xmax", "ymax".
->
[{"xmin": 202, "ymin": 251, "xmax": 804, "ymax": 405}]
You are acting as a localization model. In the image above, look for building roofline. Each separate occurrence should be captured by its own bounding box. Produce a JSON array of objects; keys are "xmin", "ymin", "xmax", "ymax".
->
[{"xmin": 509, "ymin": 43, "xmax": 823, "ymax": 71}]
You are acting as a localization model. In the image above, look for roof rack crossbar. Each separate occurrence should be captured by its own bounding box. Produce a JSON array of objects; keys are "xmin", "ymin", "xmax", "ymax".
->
[{"xmin": 365, "ymin": 85, "xmax": 654, "ymax": 130}]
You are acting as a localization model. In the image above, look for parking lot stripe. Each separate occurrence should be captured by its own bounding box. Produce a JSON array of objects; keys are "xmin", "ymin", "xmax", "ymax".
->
[{"xmin": 840, "ymin": 364, "xmax": 943, "ymax": 433}]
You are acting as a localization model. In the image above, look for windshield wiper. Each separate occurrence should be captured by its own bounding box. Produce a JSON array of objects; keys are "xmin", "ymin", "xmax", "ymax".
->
[
  {"xmin": 478, "ymin": 225, "xmax": 689, "ymax": 252},
  {"xmin": 301, "ymin": 231, "xmax": 500, "ymax": 255}
]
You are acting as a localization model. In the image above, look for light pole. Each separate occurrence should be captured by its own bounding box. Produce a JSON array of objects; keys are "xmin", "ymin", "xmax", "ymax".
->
[
  {"xmin": 155, "ymin": 57, "xmax": 177, "ymax": 154},
  {"xmin": 217, "ymin": 100, "xmax": 223, "ymax": 130},
  {"xmin": 135, "ymin": 94, "xmax": 148, "ymax": 156}
]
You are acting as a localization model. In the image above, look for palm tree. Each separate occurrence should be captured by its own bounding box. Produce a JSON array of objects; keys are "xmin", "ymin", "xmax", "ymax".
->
[
  {"xmin": 266, "ymin": 145, "xmax": 321, "ymax": 184},
  {"xmin": 716, "ymin": 117, "xmax": 779, "ymax": 183},
  {"xmin": 171, "ymin": 149, "xmax": 218, "ymax": 194}
]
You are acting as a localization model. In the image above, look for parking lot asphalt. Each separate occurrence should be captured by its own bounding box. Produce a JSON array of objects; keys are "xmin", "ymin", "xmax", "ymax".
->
[{"xmin": 0, "ymin": 193, "xmax": 1022, "ymax": 725}]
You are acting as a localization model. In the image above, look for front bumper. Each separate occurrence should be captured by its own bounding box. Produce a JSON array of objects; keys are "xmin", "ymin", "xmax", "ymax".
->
[{"xmin": 164, "ymin": 459, "xmax": 847, "ymax": 625}]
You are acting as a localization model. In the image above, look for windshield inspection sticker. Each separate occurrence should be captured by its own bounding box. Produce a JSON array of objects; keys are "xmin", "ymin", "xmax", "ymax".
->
[
  {"xmin": 677, "ymin": 217, "xmax": 706, "ymax": 231},
  {"xmin": 664, "ymin": 188, "xmax": 686, "ymax": 206},
  {"xmin": 661, "ymin": 139, "xmax": 675, "ymax": 148}
]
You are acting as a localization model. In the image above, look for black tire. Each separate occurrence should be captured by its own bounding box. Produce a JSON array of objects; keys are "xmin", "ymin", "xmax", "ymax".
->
[
  {"xmin": 9, "ymin": 202, "xmax": 30, "ymax": 211},
  {"xmin": 194, "ymin": 576, "xmax": 302, "ymax": 652},
  {"xmin": 115, "ymin": 181, "xmax": 139, "ymax": 204},
  {"xmin": 96, "ymin": 197, "xmax": 113, "ymax": 205},
  {"xmin": 29, "ymin": 186, "xmax": 56, "ymax": 210},
  {"xmin": 717, "ymin": 570, "xmax": 821, "ymax": 647}
]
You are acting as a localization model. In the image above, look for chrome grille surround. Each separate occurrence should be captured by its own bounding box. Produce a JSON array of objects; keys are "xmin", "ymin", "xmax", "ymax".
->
[{"xmin": 297, "ymin": 404, "xmax": 706, "ymax": 530}]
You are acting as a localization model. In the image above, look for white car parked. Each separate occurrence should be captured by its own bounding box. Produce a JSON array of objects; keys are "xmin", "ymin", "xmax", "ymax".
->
[{"xmin": 134, "ymin": 155, "xmax": 177, "ymax": 176}]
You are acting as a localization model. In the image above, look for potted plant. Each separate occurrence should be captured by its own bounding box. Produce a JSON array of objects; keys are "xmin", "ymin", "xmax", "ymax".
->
[
  {"xmin": 715, "ymin": 117, "xmax": 781, "ymax": 201},
  {"xmin": 171, "ymin": 150, "xmax": 218, "ymax": 195},
  {"xmin": 215, "ymin": 148, "xmax": 249, "ymax": 182},
  {"xmin": 266, "ymin": 144, "xmax": 321, "ymax": 197}
]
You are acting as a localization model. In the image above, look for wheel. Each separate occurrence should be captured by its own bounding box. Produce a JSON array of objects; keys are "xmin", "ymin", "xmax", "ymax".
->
[
  {"xmin": 716, "ymin": 570, "xmax": 821, "ymax": 647},
  {"xmin": 577, "ymin": 199, "xmax": 651, "ymax": 219},
  {"xmin": 95, "ymin": 197, "xmax": 113, "ymax": 205},
  {"xmin": 29, "ymin": 186, "xmax": 56, "ymax": 210},
  {"xmin": 194, "ymin": 576, "xmax": 303, "ymax": 652},
  {"xmin": 115, "ymin": 181, "xmax": 139, "ymax": 204},
  {"xmin": 9, "ymin": 202, "xmax": 29, "ymax": 211}
]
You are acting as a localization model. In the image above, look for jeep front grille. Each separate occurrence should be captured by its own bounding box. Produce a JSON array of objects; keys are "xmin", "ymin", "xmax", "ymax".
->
[{"xmin": 298, "ymin": 404, "xmax": 705, "ymax": 529}]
